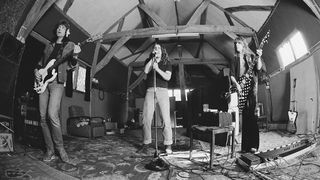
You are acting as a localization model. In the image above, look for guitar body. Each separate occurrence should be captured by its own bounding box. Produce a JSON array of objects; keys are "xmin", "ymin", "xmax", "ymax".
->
[
  {"xmin": 32, "ymin": 34, "xmax": 102, "ymax": 94},
  {"xmin": 34, "ymin": 59, "xmax": 58, "ymax": 94},
  {"xmin": 287, "ymin": 110, "xmax": 298, "ymax": 133},
  {"xmin": 237, "ymin": 75, "xmax": 253, "ymax": 110}
]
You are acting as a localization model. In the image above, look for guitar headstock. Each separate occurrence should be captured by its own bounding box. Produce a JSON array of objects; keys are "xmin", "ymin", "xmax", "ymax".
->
[
  {"xmin": 259, "ymin": 30, "xmax": 270, "ymax": 49},
  {"xmin": 86, "ymin": 33, "xmax": 103, "ymax": 43}
]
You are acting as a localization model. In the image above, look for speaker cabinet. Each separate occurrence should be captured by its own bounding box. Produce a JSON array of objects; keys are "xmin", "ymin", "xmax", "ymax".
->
[{"xmin": 0, "ymin": 32, "xmax": 25, "ymax": 119}]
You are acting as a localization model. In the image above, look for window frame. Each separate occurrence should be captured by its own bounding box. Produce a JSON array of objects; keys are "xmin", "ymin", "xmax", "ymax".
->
[{"xmin": 276, "ymin": 30, "xmax": 309, "ymax": 69}]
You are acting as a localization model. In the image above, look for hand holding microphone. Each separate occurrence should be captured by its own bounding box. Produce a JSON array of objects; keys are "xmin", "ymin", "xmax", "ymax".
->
[{"xmin": 150, "ymin": 51, "xmax": 156, "ymax": 59}]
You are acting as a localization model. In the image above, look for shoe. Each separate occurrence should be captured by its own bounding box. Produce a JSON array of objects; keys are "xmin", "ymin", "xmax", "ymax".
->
[
  {"xmin": 165, "ymin": 145, "xmax": 172, "ymax": 154},
  {"xmin": 43, "ymin": 151, "xmax": 55, "ymax": 162},
  {"xmin": 250, "ymin": 148, "xmax": 258, "ymax": 153},
  {"xmin": 136, "ymin": 144, "xmax": 151, "ymax": 154},
  {"xmin": 58, "ymin": 148, "xmax": 70, "ymax": 163}
]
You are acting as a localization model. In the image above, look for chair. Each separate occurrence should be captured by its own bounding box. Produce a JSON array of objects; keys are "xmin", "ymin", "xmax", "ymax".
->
[{"xmin": 67, "ymin": 105, "xmax": 105, "ymax": 138}]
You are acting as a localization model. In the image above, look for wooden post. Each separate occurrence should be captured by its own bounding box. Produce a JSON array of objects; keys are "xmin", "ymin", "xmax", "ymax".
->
[{"xmin": 17, "ymin": 0, "xmax": 57, "ymax": 43}]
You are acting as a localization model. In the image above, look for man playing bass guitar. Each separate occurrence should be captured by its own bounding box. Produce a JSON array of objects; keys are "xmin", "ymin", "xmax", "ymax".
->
[{"xmin": 34, "ymin": 20, "xmax": 81, "ymax": 163}]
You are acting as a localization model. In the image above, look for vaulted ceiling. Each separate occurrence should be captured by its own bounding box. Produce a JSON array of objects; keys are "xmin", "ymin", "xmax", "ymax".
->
[{"xmin": 54, "ymin": 0, "xmax": 278, "ymax": 77}]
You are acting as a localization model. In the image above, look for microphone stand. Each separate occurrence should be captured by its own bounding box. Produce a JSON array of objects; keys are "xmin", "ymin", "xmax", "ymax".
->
[{"xmin": 145, "ymin": 57, "xmax": 169, "ymax": 171}]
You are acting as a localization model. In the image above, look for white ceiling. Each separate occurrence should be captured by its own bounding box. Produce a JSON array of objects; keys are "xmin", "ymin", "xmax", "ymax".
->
[{"xmin": 54, "ymin": 0, "xmax": 277, "ymax": 71}]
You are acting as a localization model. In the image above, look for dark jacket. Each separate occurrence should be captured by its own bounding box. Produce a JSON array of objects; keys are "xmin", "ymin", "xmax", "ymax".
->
[{"xmin": 39, "ymin": 41, "xmax": 78, "ymax": 85}]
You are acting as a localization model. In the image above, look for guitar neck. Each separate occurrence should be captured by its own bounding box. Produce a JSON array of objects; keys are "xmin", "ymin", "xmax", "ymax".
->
[{"xmin": 50, "ymin": 40, "xmax": 88, "ymax": 69}]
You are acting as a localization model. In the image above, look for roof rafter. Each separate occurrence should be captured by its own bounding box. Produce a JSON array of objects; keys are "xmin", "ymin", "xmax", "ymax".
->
[
  {"xmin": 103, "ymin": 5, "xmax": 137, "ymax": 35},
  {"xmin": 209, "ymin": 1, "xmax": 254, "ymax": 30},
  {"xmin": 95, "ymin": 35, "xmax": 132, "ymax": 74},
  {"xmin": 102, "ymin": 25, "xmax": 254, "ymax": 43},
  {"xmin": 225, "ymin": 5, "xmax": 273, "ymax": 13},
  {"xmin": 62, "ymin": 0, "xmax": 74, "ymax": 13},
  {"xmin": 138, "ymin": 4, "xmax": 167, "ymax": 27},
  {"xmin": 187, "ymin": 0, "xmax": 211, "ymax": 25},
  {"xmin": 130, "ymin": 57, "xmax": 228, "ymax": 68}
]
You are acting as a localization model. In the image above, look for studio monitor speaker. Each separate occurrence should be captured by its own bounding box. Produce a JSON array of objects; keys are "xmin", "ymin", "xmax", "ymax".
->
[{"xmin": 0, "ymin": 32, "xmax": 25, "ymax": 118}]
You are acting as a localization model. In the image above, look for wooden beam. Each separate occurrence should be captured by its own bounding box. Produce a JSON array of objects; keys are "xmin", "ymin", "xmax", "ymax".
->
[
  {"xmin": 138, "ymin": 4, "xmax": 167, "ymax": 26},
  {"xmin": 174, "ymin": 0, "xmax": 180, "ymax": 25},
  {"xmin": 209, "ymin": 1, "xmax": 253, "ymax": 30},
  {"xmin": 117, "ymin": 18, "xmax": 125, "ymax": 32},
  {"xmin": 205, "ymin": 64, "xmax": 220, "ymax": 75},
  {"xmin": 224, "ymin": 31, "xmax": 238, "ymax": 39},
  {"xmin": 130, "ymin": 57, "xmax": 228, "ymax": 67},
  {"xmin": 17, "ymin": 0, "xmax": 57, "ymax": 43},
  {"xmin": 303, "ymin": 0, "xmax": 320, "ymax": 21},
  {"xmin": 126, "ymin": 38, "xmax": 154, "ymax": 64},
  {"xmin": 196, "ymin": 35, "xmax": 204, "ymax": 58},
  {"xmin": 224, "ymin": 12, "xmax": 234, "ymax": 26},
  {"xmin": 187, "ymin": 0, "xmax": 210, "ymax": 25},
  {"xmin": 102, "ymin": 25, "xmax": 254, "ymax": 43},
  {"xmin": 103, "ymin": 5, "xmax": 137, "ymax": 34},
  {"xmin": 225, "ymin": 5, "xmax": 273, "ymax": 13},
  {"xmin": 95, "ymin": 35, "xmax": 132, "ymax": 74},
  {"xmin": 128, "ymin": 71, "xmax": 146, "ymax": 91},
  {"xmin": 89, "ymin": 41, "xmax": 101, "ymax": 116},
  {"xmin": 205, "ymin": 39, "xmax": 232, "ymax": 62},
  {"xmin": 63, "ymin": 0, "xmax": 74, "ymax": 13}
]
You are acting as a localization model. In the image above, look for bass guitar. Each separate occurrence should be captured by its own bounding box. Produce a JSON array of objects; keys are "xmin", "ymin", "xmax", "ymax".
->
[
  {"xmin": 34, "ymin": 34, "xmax": 101, "ymax": 94},
  {"xmin": 232, "ymin": 30, "xmax": 270, "ymax": 111}
]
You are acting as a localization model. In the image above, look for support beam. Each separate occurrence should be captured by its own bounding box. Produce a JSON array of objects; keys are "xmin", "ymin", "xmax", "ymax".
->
[
  {"xmin": 17, "ymin": 0, "xmax": 57, "ymax": 43},
  {"xmin": 205, "ymin": 64, "xmax": 220, "ymax": 75},
  {"xmin": 103, "ymin": 5, "xmax": 137, "ymax": 34},
  {"xmin": 187, "ymin": 0, "xmax": 210, "ymax": 25},
  {"xmin": 130, "ymin": 57, "xmax": 228, "ymax": 68},
  {"xmin": 102, "ymin": 25, "xmax": 254, "ymax": 43},
  {"xmin": 126, "ymin": 38, "xmax": 154, "ymax": 64},
  {"xmin": 303, "ymin": 0, "xmax": 320, "ymax": 21},
  {"xmin": 128, "ymin": 71, "xmax": 146, "ymax": 91},
  {"xmin": 205, "ymin": 39, "xmax": 232, "ymax": 62},
  {"xmin": 95, "ymin": 36, "xmax": 132, "ymax": 74},
  {"xmin": 89, "ymin": 41, "xmax": 101, "ymax": 116},
  {"xmin": 63, "ymin": 0, "xmax": 74, "ymax": 13},
  {"xmin": 209, "ymin": 1, "xmax": 253, "ymax": 30},
  {"xmin": 225, "ymin": 5, "xmax": 273, "ymax": 13},
  {"xmin": 138, "ymin": 4, "xmax": 167, "ymax": 26}
]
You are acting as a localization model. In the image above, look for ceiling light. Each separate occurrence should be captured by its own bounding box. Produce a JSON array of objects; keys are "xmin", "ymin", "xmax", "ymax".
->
[{"xmin": 152, "ymin": 33, "xmax": 199, "ymax": 38}]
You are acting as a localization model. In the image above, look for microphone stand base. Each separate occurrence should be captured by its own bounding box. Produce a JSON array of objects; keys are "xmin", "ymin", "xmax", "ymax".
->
[{"xmin": 145, "ymin": 157, "xmax": 169, "ymax": 171}]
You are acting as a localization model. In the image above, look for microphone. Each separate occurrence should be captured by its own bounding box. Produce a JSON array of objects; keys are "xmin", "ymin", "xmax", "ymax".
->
[{"xmin": 150, "ymin": 52, "xmax": 156, "ymax": 58}]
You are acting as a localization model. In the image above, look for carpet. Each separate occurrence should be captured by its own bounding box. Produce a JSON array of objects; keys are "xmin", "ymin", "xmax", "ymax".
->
[
  {"xmin": 2, "ymin": 130, "xmax": 320, "ymax": 180},
  {"xmin": 26, "ymin": 133, "xmax": 202, "ymax": 180}
]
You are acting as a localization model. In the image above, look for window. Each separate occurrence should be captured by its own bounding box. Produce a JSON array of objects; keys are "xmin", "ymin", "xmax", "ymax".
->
[
  {"xmin": 168, "ymin": 88, "xmax": 192, "ymax": 101},
  {"xmin": 277, "ymin": 31, "xmax": 308, "ymax": 68}
]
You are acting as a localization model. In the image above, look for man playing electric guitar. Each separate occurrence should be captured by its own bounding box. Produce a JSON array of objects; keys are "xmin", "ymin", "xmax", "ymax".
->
[
  {"xmin": 230, "ymin": 36, "xmax": 265, "ymax": 153},
  {"xmin": 34, "ymin": 20, "xmax": 81, "ymax": 163}
]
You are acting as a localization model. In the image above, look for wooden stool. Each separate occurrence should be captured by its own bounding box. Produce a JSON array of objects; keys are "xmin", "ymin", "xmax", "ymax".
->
[{"xmin": 189, "ymin": 125, "xmax": 235, "ymax": 168}]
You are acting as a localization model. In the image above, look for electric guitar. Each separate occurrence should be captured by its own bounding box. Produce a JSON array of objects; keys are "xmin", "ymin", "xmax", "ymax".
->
[
  {"xmin": 287, "ymin": 78, "xmax": 298, "ymax": 133},
  {"xmin": 232, "ymin": 30, "xmax": 270, "ymax": 111},
  {"xmin": 34, "ymin": 34, "xmax": 101, "ymax": 94}
]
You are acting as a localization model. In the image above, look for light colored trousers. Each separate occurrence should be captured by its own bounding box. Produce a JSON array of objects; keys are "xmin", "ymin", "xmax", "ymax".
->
[
  {"xmin": 142, "ymin": 87, "xmax": 172, "ymax": 145},
  {"xmin": 39, "ymin": 80, "xmax": 65, "ymax": 152}
]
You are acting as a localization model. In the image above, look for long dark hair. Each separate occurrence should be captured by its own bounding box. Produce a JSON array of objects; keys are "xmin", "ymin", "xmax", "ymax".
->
[{"xmin": 150, "ymin": 43, "xmax": 169, "ymax": 65}]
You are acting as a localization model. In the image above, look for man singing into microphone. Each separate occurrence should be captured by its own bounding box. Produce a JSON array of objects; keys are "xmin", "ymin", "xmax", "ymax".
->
[{"xmin": 137, "ymin": 43, "xmax": 173, "ymax": 154}]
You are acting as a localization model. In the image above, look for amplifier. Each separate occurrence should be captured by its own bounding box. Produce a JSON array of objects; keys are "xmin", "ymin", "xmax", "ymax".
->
[{"xmin": 199, "ymin": 112, "xmax": 232, "ymax": 127}]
